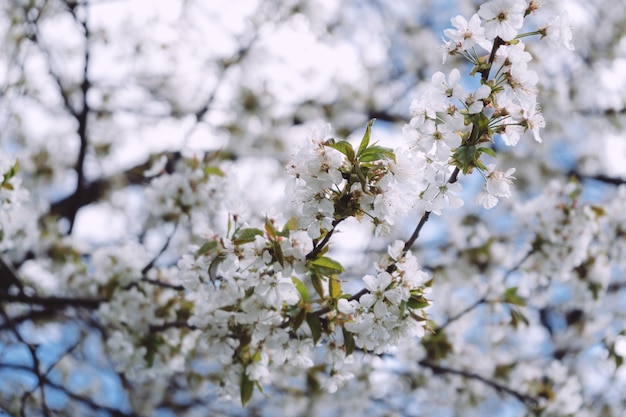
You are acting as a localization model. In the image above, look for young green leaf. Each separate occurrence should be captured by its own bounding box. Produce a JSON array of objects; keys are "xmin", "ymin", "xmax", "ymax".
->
[
  {"xmin": 291, "ymin": 308, "xmax": 307, "ymax": 332},
  {"xmin": 306, "ymin": 313, "xmax": 323, "ymax": 344},
  {"xmin": 342, "ymin": 326, "xmax": 355, "ymax": 356},
  {"xmin": 329, "ymin": 277, "xmax": 342, "ymax": 299},
  {"xmin": 241, "ymin": 371, "xmax": 254, "ymax": 406},
  {"xmin": 195, "ymin": 240, "xmax": 218, "ymax": 257},
  {"xmin": 203, "ymin": 165, "xmax": 224, "ymax": 177},
  {"xmin": 504, "ymin": 287, "xmax": 526, "ymax": 306},
  {"xmin": 311, "ymin": 273, "xmax": 325, "ymax": 299},
  {"xmin": 477, "ymin": 146, "xmax": 497, "ymax": 158},
  {"xmin": 233, "ymin": 228, "xmax": 264, "ymax": 245},
  {"xmin": 510, "ymin": 308, "xmax": 529, "ymax": 328},
  {"xmin": 325, "ymin": 139, "xmax": 355, "ymax": 162},
  {"xmin": 291, "ymin": 276, "xmax": 309, "ymax": 301},
  {"xmin": 357, "ymin": 118, "xmax": 375, "ymax": 158},
  {"xmin": 309, "ymin": 256, "xmax": 345, "ymax": 276},
  {"xmin": 358, "ymin": 145, "xmax": 395, "ymax": 163}
]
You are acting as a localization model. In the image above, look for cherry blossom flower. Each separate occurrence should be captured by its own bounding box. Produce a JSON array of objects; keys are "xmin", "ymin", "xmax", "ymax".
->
[
  {"xmin": 444, "ymin": 14, "xmax": 489, "ymax": 52},
  {"xmin": 478, "ymin": 0, "xmax": 526, "ymax": 41},
  {"xmin": 465, "ymin": 84, "xmax": 492, "ymax": 114}
]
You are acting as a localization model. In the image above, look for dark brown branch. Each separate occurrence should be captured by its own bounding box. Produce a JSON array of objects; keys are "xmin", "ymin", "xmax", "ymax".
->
[
  {"xmin": 149, "ymin": 321, "xmax": 197, "ymax": 333},
  {"xmin": 0, "ymin": 293, "xmax": 102, "ymax": 309},
  {"xmin": 481, "ymin": 37, "xmax": 505, "ymax": 83},
  {"xmin": 141, "ymin": 222, "xmax": 179, "ymax": 275},
  {"xmin": 305, "ymin": 219, "xmax": 344, "ymax": 261},
  {"xmin": 66, "ymin": 5, "xmax": 91, "ymax": 233},
  {"xmin": 568, "ymin": 170, "xmax": 626, "ymax": 186},
  {"xmin": 0, "ymin": 309, "xmax": 57, "ymax": 331},
  {"xmin": 419, "ymin": 359, "xmax": 539, "ymax": 408}
]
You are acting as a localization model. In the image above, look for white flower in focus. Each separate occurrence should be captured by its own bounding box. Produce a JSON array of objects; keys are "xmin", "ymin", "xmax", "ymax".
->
[
  {"xmin": 286, "ymin": 230, "xmax": 313, "ymax": 261},
  {"xmin": 387, "ymin": 240, "xmax": 405, "ymax": 262},
  {"xmin": 418, "ymin": 121, "xmax": 462, "ymax": 160},
  {"xmin": 521, "ymin": 103, "xmax": 546, "ymax": 143},
  {"xmin": 444, "ymin": 14, "xmax": 488, "ymax": 52},
  {"xmin": 495, "ymin": 43, "xmax": 533, "ymax": 68},
  {"xmin": 465, "ymin": 84, "xmax": 492, "ymax": 114},
  {"xmin": 254, "ymin": 272, "xmax": 300, "ymax": 306},
  {"xmin": 500, "ymin": 124, "xmax": 524, "ymax": 146},
  {"xmin": 408, "ymin": 96, "xmax": 437, "ymax": 128},
  {"xmin": 424, "ymin": 181, "xmax": 464, "ymax": 215},
  {"xmin": 431, "ymin": 69, "xmax": 465, "ymax": 100},
  {"xmin": 476, "ymin": 165, "xmax": 516, "ymax": 209},
  {"xmin": 478, "ymin": 0, "xmax": 526, "ymax": 41},
  {"xmin": 301, "ymin": 197, "xmax": 334, "ymax": 239},
  {"xmin": 338, "ymin": 298, "xmax": 360, "ymax": 315},
  {"xmin": 501, "ymin": 64, "xmax": 539, "ymax": 108},
  {"xmin": 486, "ymin": 166, "xmax": 516, "ymax": 197},
  {"xmin": 359, "ymin": 272, "xmax": 393, "ymax": 312}
]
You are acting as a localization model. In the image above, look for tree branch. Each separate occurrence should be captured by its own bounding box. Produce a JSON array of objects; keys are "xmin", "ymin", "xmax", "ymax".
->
[
  {"xmin": 0, "ymin": 293, "xmax": 102, "ymax": 309},
  {"xmin": 419, "ymin": 359, "xmax": 539, "ymax": 408}
]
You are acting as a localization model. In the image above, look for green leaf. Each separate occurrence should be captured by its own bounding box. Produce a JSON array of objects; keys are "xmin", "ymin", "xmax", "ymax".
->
[
  {"xmin": 408, "ymin": 295, "xmax": 430, "ymax": 310},
  {"xmin": 510, "ymin": 308, "xmax": 529, "ymax": 328},
  {"xmin": 357, "ymin": 119, "xmax": 375, "ymax": 158},
  {"xmin": 291, "ymin": 308, "xmax": 307, "ymax": 332},
  {"xmin": 208, "ymin": 254, "xmax": 224, "ymax": 282},
  {"xmin": 141, "ymin": 334, "xmax": 162, "ymax": 367},
  {"xmin": 233, "ymin": 228, "xmax": 264, "ymax": 245},
  {"xmin": 306, "ymin": 313, "xmax": 323, "ymax": 344},
  {"xmin": 468, "ymin": 113, "xmax": 490, "ymax": 143},
  {"xmin": 477, "ymin": 146, "xmax": 497, "ymax": 158},
  {"xmin": 203, "ymin": 165, "xmax": 224, "ymax": 177},
  {"xmin": 291, "ymin": 276, "xmax": 309, "ymax": 301},
  {"xmin": 588, "ymin": 205, "xmax": 606, "ymax": 217},
  {"xmin": 329, "ymin": 277, "xmax": 341, "ymax": 299},
  {"xmin": 358, "ymin": 145, "xmax": 395, "ymax": 163},
  {"xmin": 309, "ymin": 256, "xmax": 345, "ymax": 276},
  {"xmin": 311, "ymin": 273, "xmax": 325, "ymax": 299},
  {"xmin": 264, "ymin": 217, "xmax": 277, "ymax": 239},
  {"xmin": 271, "ymin": 240, "xmax": 285, "ymax": 267},
  {"xmin": 281, "ymin": 217, "xmax": 298, "ymax": 233},
  {"xmin": 494, "ymin": 362, "xmax": 517, "ymax": 380},
  {"xmin": 325, "ymin": 139, "xmax": 355, "ymax": 162},
  {"xmin": 504, "ymin": 287, "xmax": 526, "ymax": 306},
  {"xmin": 452, "ymin": 145, "xmax": 478, "ymax": 174},
  {"xmin": 196, "ymin": 240, "xmax": 218, "ymax": 257},
  {"xmin": 2, "ymin": 160, "xmax": 19, "ymax": 184},
  {"xmin": 342, "ymin": 326, "xmax": 355, "ymax": 356},
  {"xmin": 241, "ymin": 371, "xmax": 254, "ymax": 406}
]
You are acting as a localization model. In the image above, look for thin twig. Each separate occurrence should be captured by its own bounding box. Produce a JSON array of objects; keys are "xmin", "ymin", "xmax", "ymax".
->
[{"xmin": 419, "ymin": 359, "xmax": 539, "ymax": 408}]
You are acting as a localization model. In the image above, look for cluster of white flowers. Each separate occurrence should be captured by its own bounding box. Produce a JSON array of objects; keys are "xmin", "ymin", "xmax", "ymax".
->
[
  {"xmin": 518, "ymin": 180, "xmax": 605, "ymax": 285},
  {"xmin": 144, "ymin": 154, "xmax": 227, "ymax": 226},
  {"xmin": 338, "ymin": 241, "xmax": 430, "ymax": 354},
  {"xmin": 401, "ymin": 0, "xmax": 574, "ymax": 211},
  {"xmin": 287, "ymin": 124, "xmax": 344, "ymax": 239}
]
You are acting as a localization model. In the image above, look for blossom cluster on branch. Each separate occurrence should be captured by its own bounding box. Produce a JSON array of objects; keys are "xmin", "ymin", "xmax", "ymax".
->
[
  {"xmin": 70, "ymin": 0, "xmax": 575, "ymax": 406},
  {"xmin": 4, "ymin": 0, "xmax": 626, "ymax": 416}
]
